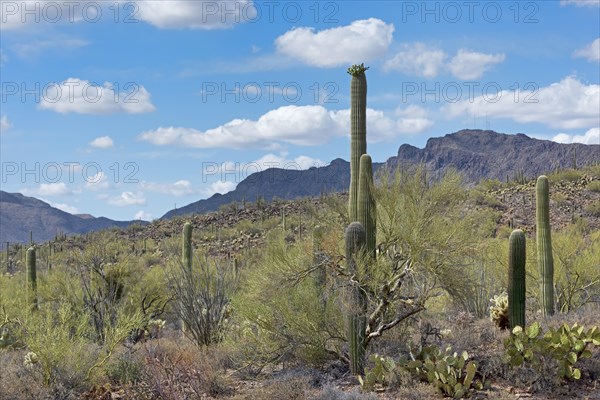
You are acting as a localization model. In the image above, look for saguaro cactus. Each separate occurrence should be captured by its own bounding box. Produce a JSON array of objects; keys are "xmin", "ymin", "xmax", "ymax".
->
[
  {"xmin": 536, "ymin": 175, "xmax": 554, "ymax": 316},
  {"xmin": 348, "ymin": 64, "xmax": 369, "ymax": 222},
  {"xmin": 357, "ymin": 154, "xmax": 376, "ymax": 259},
  {"xmin": 345, "ymin": 222, "xmax": 367, "ymax": 375},
  {"xmin": 26, "ymin": 246, "xmax": 37, "ymax": 311},
  {"xmin": 508, "ymin": 229, "xmax": 526, "ymax": 328},
  {"xmin": 182, "ymin": 222, "xmax": 192, "ymax": 272}
]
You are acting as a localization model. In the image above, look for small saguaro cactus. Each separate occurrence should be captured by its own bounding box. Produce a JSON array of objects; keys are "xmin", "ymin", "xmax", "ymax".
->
[
  {"xmin": 348, "ymin": 63, "xmax": 369, "ymax": 222},
  {"xmin": 345, "ymin": 222, "xmax": 367, "ymax": 375},
  {"xmin": 536, "ymin": 175, "xmax": 554, "ymax": 316},
  {"xmin": 26, "ymin": 246, "xmax": 37, "ymax": 311},
  {"xmin": 357, "ymin": 154, "xmax": 376, "ymax": 260},
  {"xmin": 182, "ymin": 222, "xmax": 192, "ymax": 272},
  {"xmin": 508, "ymin": 229, "xmax": 526, "ymax": 329}
]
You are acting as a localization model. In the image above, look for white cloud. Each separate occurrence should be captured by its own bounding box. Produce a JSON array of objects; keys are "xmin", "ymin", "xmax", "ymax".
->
[
  {"xmin": 11, "ymin": 36, "xmax": 89, "ymax": 58},
  {"xmin": 0, "ymin": 115, "xmax": 11, "ymax": 132},
  {"xmin": 553, "ymin": 128, "xmax": 600, "ymax": 145},
  {"xmin": 39, "ymin": 78, "xmax": 155, "ymax": 114},
  {"xmin": 22, "ymin": 183, "xmax": 72, "ymax": 197},
  {"xmin": 139, "ymin": 105, "xmax": 433, "ymax": 149},
  {"xmin": 139, "ymin": 180, "xmax": 198, "ymax": 196},
  {"xmin": 50, "ymin": 202, "xmax": 79, "ymax": 214},
  {"xmin": 204, "ymin": 180, "xmax": 237, "ymax": 197},
  {"xmin": 133, "ymin": 0, "xmax": 256, "ymax": 29},
  {"xmin": 384, "ymin": 44, "xmax": 505, "ymax": 79},
  {"xmin": 84, "ymin": 172, "xmax": 110, "ymax": 191},
  {"xmin": 134, "ymin": 210, "xmax": 152, "ymax": 221},
  {"xmin": 275, "ymin": 18, "xmax": 394, "ymax": 67},
  {"xmin": 444, "ymin": 76, "xmax": 600, "ymax": 130},
  {"xmin": 560, "ymin": 0, "xmax": 600, "ymax": 7},
  {"xmin": 89, "ymin": 136, "xmax": 114, "ymax": 149},
  {"xmin": 108, "ymin": 191, "xmax": 146, "ymax": 206},
  {"xmin": 574, "ymin": 38, "xmax": 600, "ymax": 62},
  {"xmin": 448, "ymin": 50, "xmax": 506, "ymax": 80},
  {"xmin": 383, "ymin": 42, "xmax": 446, "ymax": 78}
]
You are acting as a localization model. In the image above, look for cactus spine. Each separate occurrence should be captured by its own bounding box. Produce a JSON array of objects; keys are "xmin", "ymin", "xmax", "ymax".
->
[
  {"xmin": 345, "ymin": 222, "xmax": 367, "ymax": 375},
  {"xmin": 348, "ymin": 64, "xmax": 368, "ymax": 222},
  {"xmin": 26, "ymin": 246, "xmax": 37, "ymax": 311},
  {"xmin": 182, "ymin": 222, "xmax": 192, "ymax": 272},
  {"xmin": 508, "ymin": 229, "xmax": 526, "ymax": 329},
  {"xmin": 536, "ymin": 176, "xmax": 554, "ymax": 316}
]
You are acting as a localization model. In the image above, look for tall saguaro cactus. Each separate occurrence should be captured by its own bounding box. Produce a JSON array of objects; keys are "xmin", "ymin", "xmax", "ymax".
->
[
  {"xmin": 536, "ymin": 175, "xmax": 554, "ymax": 316},
  {"xmin": 345, "ymin": 222, "xmax": 367, "ymax": 375},
  {"xmin": 348, "ymin": 64, "xmax": 369, "ymax": 222},
  {"xmin": 508, "ymin": 229, "xmax": 526, "ymax": 328},
  {"xmin": 26, "ymin": 246, "xmax": 37, "ymax": 311},
  {"xmin": 357, "ymin": 154, "xmax": 376, "ymax": 259},
  {"xmin": 182, "ymin": 222, "xmax": 192, "ymax": 272}
]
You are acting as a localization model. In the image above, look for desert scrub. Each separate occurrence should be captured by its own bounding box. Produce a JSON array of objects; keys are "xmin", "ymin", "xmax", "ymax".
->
[
  {"xmin": 230, "ymin": 230, "xmax": 345, "ymax": 371},
  {"xmin": 584, "ymin": 200, "xmax": 600, "ymax": 217},
  {"xmin": 587, "ymin": 180, "xmax": 600, "ymax": 192}
]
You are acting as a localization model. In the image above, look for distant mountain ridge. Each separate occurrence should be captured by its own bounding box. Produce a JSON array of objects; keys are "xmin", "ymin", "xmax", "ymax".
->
[
  {"xmin": 2, "ymin": 129, "xmax": 598, "ymax": 240},
  {"xmin": 162, "ymin": 129, "xmax": 599, "ymax": 219},
  {"xmin": 0, "ymin": 191, "xmax": 145, "ymax": 245}
]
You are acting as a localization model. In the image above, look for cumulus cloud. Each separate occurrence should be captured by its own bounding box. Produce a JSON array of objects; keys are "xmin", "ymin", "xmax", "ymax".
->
[
  {"xmin": 139, "ymin": 180, "xmax": 198, "ymax": 196},
  {"xmin": 448, "ymin": 50, "xmax": 506, "ymax": 80},
  {"xmin": 134, "ymin": 210, "xmax": 152, "ymax": 221},
  {"xmin": 275, "ymin": 18, "xmax": 394, "ymax": 67},
  {"xmin": 573, "ymin": 38, "xmax": 600, "ymax": 62},
  {"xmin": 0, "ymin": 115, "xmax": 11, "ymax": 132},
  {"xmin": 383, "ymin": 42, "xmax": 446, "ymax": 78},
  {"xmin": 443, "ymin": 76, "xmax": 600, "ymax": 130},
  {"xmin": 22, "ymin": 183, "xmax": 72, "ymax": 197},
  {"xmin": 203, "ymin": 180, "xmax": 237, "ymax": 197},
  {"xmin": 552, "ymin": 128, "xmax": 600, "ymax": 145},
  {"xmin": 50, "ymin": 202, "xmax": 79, "ymax": 214},
  {"xmin": 139, "ymin": 105, "xmax": 432, "ymax": 149},
  {"xmin": 89, "ymin": 136, "xmax": 114, "ymax": 149},
  {"xmin": 39, "ymin": 78, "xmax": 155, "ymax": 114},
  {"xmin": 384, "ymin": 44, "xmax": 505, "ymax": 79},
  {"xmin": 84, "ymin": 172, "xmax": 110, "ymax": 191},
  {"xmin": 107, "ymin": 191, "xmax": 146, "ymax": 206},
  {"xmin": 133, "ymin": 0, "xmax": 256, "ymax": 29}
]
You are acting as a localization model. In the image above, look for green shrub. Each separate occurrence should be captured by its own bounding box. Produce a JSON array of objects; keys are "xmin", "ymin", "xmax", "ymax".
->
[
  {"xmin": 504, "ymin": 322, "xmax": 600, "ymax": 384},
  {"xmin": 587, "ymin": 180, "xmax": 600, "ymax": 192}
]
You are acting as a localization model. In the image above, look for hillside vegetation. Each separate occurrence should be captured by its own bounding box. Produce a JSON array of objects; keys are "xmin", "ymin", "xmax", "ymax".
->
[{"xmin": 0, "ymin": 164, "xmax": 598, "ymax": 400}]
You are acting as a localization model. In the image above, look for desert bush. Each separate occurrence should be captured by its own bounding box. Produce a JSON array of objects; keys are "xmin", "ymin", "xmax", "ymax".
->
[
  {"xmin": 167, "ymin": 253, "xmax": 238, "ymax": 347},
  {"xmin": 584, "ymin": 200, "xmax": 600, "ymax": 217},
  {"xmin": 552, "ymin": 227, "xmax": 600, "ymax": 312},
  {"xmin": 230, "ymin": 230, "xmax": 344, "ymax": 371},
  {"xmin": 587, "ymin": 180, "xmax": 600, "ymax": 193},
  {"xmin": 311, "ymin": 384, "xmax": 380, "ymax": 400}
]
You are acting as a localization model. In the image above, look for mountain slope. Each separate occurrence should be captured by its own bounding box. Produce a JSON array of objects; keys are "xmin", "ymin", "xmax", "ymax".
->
[
  {"xmin": 0, "ymin": 191, "xmax": 144, "ymax": 245},
  {"xmin": 163, "ymin": 130, "xmax": 599, "ymax": 219}
]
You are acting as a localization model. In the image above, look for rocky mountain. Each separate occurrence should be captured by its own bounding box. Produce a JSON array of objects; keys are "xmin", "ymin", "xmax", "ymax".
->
[
  {"xmin": 163, "ymin": 130, "xmax": 599, "ymax": 219},
  {"xmin": 388, "ymin": 129, "xmax": 598, "ymax": 183},
  {"xmin": 0, "ymin": 191, "xmax": 145, "ymax": 246},
  {"xmin": 162, "ymin": 158, "xmax": 385, "ymax": 219}
]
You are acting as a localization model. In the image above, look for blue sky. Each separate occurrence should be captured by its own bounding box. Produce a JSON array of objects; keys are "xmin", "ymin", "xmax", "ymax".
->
[{"xmin": 1, "ymin": 0, "xmax": 599, "ymax": 221}]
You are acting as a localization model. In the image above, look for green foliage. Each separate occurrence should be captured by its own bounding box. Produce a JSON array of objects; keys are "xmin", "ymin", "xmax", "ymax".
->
[
  {"xmin": 550, "ymin": 227, "xmax": 600, "ymax": 313},
  {"xmin": 504, "ymin": 322, "xmax": 600, "ymax": 382},
  {"xmin": 587, "ymin": 180, "xmax": 600, "ymax": 193},
  {"xmin": 536, "ymin": 175, "xmax": 555, "ymax": 316},
  {"xmin": 362, "ymin": 346, "xmax": 484, "ymax": 398},
  {"xmin": 584, "ymin": 200, "xmax": 600, "ymax": 217},
  {"xmin": 230, "ymin": 232, "xmax": 344, "ymax": 370}
]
